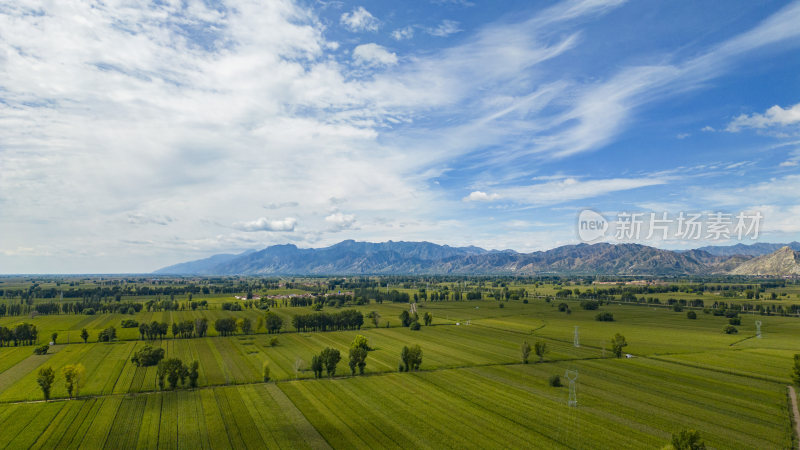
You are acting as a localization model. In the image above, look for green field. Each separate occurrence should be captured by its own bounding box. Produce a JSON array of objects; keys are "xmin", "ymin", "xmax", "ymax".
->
[{"xmin": 0, "ymin": 278, "xmax": 798, "ymax": 449}]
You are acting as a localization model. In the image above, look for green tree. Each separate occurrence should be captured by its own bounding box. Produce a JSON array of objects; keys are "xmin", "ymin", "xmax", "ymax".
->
[
  {"xmin": 51, "ymin": 332, "xmax": 58, "ymax": 344},
  {"xmin": 265, "ymin": 312, "xmax": 283, "ymax": 334},
  {"xmin": 399, "ymin": 310, "xmax": 411, "ymax": 327},
  {"xmin": 37, "ymin": 366, "xmax": 55, "ymax": 400},
  {"xmin": 521, "ymin": 341, "xmax": 531, "ymax": 364},
  {"xmin": 311, "ymin": 355, "xmax": 323, "ymax": 378},
  {"xmin": 189, "ymin": 361, "xmax": 199, "ymax": 388},
  {"xmin": 669, "ymin": 429, "xmax": 706, "ymax": 449},
  {"xmin": 238, "ymin": 318, "xmax": 253, "ymax": 335},
  {"xmin": 686, "ymin": 311, "xmax": 697, "ymax": 319},
  {"xmin": 610, "ymin": 333, "xmax": 627, "ymax": 358},
  {"xmin": 534, "ymin": 341, "xmax": 548, "ymax": 362},
  {"xmin": 158, "ymin": 358, "xmax": 188, "ymax": 389},
  {"xmin": 423, "ymin": 312, "xmax": 433, "ymax": 326},
  {"xmin": 349, "ymin": 347, "xmax": 367, "ymax": 375},
  {"xmin": 348, "ymin": 335, "xmax": 369, "ymax": 375},
  {"xmin": 400, "ymin": 345, "xmax": 423, "ymax": 371},
  {"xmin": 351, "ymin": 334, "xmax": 370, "ymax": 351},
  {"xmin": 792, "ymin": 354, "xmax": 800, "ymax": 386},
  {"xmin": 320, "ymin": 347, "xmax": 341, "ymax": 377},
  {"xmin": 62, "ymin": 364, "xmax": 85, "ymax": 398},
  {"xmin": 80, "ymin": 328, "xmax": 89, "ymax": 343}
]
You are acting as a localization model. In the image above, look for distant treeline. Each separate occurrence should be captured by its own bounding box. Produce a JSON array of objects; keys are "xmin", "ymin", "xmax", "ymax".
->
[{"xmin": 291, "ymin": 309, "xmax": 364, "ymax": 332}]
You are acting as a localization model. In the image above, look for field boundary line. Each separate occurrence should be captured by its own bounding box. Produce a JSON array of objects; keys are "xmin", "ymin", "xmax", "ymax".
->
[
  {"xmin": 267, "ymin": 383, "xmax": 332, "ymax": 450},
  {"xmin": 645, "ymin": 355, "xmax": 785, "ymax": 384}
]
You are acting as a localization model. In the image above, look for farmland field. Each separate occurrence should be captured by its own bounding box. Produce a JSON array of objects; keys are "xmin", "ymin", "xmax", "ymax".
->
[{"xmin": 0, "ymin": 277, "xmax": 798, "ymax": 448}]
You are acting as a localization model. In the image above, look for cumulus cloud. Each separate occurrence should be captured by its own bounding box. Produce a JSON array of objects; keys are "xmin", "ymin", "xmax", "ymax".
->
[
  {"xmin": 726, "ymin": 102, "xmax": 800, "ymax": 132},
  {"xmin": 352, "ymin": 43, "xmax": 398, "ymax": 67},
  {"xmin": 325, "ymin": 212, "xmax": 356, "ymax": 230},
  {"xmin": 340, "ymin": 6, "xmax": 379, "ymax": 32},
  {"xmin": 234, "ymin": 217, "xmax": 297, "ymax": 232},
  {"xmin": 427, "ymin": 20, "xmax": 462, "ymax": 37},
  {"xmin": 463, "ymin": 191, "xmax": 500, "ymax": 202}
]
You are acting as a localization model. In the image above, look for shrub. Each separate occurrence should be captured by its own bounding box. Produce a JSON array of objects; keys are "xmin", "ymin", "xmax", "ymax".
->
[
  {"xmin": 595, "ymin": 312, "xmax": 614, "ymax": 322},
  {"xmin": 670, "ymin": 429, "xmax": 706, "ymax": 450},
  {"xmin": 131, "ymin": 345, "xmax": 165, "ymax": 367},
  {"xmin": 34, "ymin": 344, "xmax": 49, "ymax": 355},
  {"xmin": 269, "ymin": 337, "xmax": 279, "ymax": 347},
  {"xmin": 409, "ymin": 321, "xmax": 421, "ymax": 330},
  {"xmin": 580, "ymin": 300, "xmax": 600, "ymax": 310},
  {"xmin": 499, "ymin": 303, "xmax": 504, "ymax": 308},
  {"xmin": 558, "ymin": 303, "xmax": 569, "ymax": 312},
  {"xmin": 673, "ymin": 304, "xmax": 684, "ymax": 312},
  {"xmin": 121, "ymin": 319, "xmax": 139, "ymax": 328},
  {"xmin": 548, "ymin": 374, "xmax": 562, "ymax": 387},
  {"xmin": 728, "ymin": 317, "xmax": 741, "ymax": 326},
  {"xmin": 83, "ymin": 308, "xmax": 95, "ymax": 315},
  {"xmin": 523, "ymin": 299, "xmax": 528, "ymax": 304},
  {"xmin": 723, "ymin": 325, "xmax": 738, "ymax": 334},
  {"xmin": 98, "ymin": 326, "xmax": 117, "ymax": 342},
  {"xmin": 686, "ymin": 311, "xmax": 697, "ymax": 319}
]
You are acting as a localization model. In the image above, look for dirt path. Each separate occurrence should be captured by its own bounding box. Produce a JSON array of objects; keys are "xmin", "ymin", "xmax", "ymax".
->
[
  {"xmin": 789, "ymin": 385, "xmax": 800, "ymax": 450},
  {"xmin": 0, "ymin": 351, "xmax": 55, "ymax": 393}
]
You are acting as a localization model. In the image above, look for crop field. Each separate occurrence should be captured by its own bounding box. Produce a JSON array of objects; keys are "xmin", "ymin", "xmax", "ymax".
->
[{"xmin": 0, "ymin": 278, "xmax": 798, "ymax": 448}]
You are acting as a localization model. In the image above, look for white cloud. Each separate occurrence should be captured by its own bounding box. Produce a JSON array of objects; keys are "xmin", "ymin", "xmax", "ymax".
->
[
  {"xmin": 325, "ymin": 213, "xmax": 356, "ymax": 230},
  {"xmin": 496, "ymin": 176, "xmax": 669, "ymax": 206},
  {"xmin": 427, "ymin": 20, "xmax": 462, "ymax": 37},
  {"xmin": 352, "ymin": 43, "xmax": 398, "ymax": 67},
  {"xmin": 234, "ymin": 217, "xmax": 297, "ymax": 232},
  {"xmin": 463, "ymin": 191, "xmax": 500, "ymax": 202},
  {"xmin": 340, "ymin": 6, "xmax": 379, "ymax": 32},
  {"xmin": 392, "ymin": 26, "xmax": 415, "ymax": 41},
  {"xmin": 726, "ymin": 102, "xmax": 800, "ymax": 132}
]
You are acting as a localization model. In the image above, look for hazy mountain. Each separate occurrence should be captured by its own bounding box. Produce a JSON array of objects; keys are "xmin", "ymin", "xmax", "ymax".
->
[
  {"xmin": 693, "ymin": 241, "xmax": 800, "ymax": 257},
  {"xmin": 155, "ymin": 240, "xmax": 747, "ymax": 276},
  {"xmin": 154, "ymin": 250, "xmax": 255, "ymax": 275},
  {"xmin": 729, "ymin": 246, "xmax": 800, "ymax": 276}
]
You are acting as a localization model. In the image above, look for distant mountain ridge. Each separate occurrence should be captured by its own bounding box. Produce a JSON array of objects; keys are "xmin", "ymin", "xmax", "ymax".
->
[
  {"xmin": 729, "ymin": 246, "xmax": 800, "ymax": 276},
  {"xmin": 155, "ymin": 240, "xmax": 800, "ymax": 276},
  {"xmin": 693, "ymin": 241, "xmax": 800, "ymax": 257}
]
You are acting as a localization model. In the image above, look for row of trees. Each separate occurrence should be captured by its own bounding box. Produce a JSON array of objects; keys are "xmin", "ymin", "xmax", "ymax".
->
[
  {"xmin": 36, "ymin": 363, "xmax": 86, "ymax": 400},
  {"xmin": 156, "ymin": 358, "xmax": 199, "ymax": 390},
  {"xmin": 0, "ymin": 323, "xmax": 38, "ymax": 346},
  {"xmin": 291, "ymin": 310, "xmax": 364, "ymax": 332}
]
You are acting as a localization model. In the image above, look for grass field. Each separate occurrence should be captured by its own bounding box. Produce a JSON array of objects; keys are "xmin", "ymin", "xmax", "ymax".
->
[{"xmin": 0, "ymin": 292, "xmax": 798, "ymax": 449}]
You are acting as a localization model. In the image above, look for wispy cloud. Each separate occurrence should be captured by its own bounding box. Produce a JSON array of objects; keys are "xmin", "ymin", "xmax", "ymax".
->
[
  {"xmin": 427, "ymin": 20, "xmax": 462, "ymax": 37},
  {"xmin": 494, "ymin": 176, "xmax": 670, "ymax": 206}
]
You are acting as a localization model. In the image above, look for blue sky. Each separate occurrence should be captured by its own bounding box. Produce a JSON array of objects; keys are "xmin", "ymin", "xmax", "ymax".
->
[{"xmin": 1, "ymin": 0, "xmax": 799, "ymax": 272}]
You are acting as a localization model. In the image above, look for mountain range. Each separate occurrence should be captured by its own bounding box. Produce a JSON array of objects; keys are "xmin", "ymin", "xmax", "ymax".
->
[{"xmin": 154, "ymin": 240, "xmax": 800, "ymax": 276}]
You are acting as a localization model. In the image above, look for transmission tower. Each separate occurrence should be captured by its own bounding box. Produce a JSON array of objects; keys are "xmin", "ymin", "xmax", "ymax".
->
[
  {"xmin": 565, "ymin": 369, "xmax": 578, "ymax": 407},
  {"xmin": 573, "ymin": 326, "xmax": 580, "ymax": 347}
]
